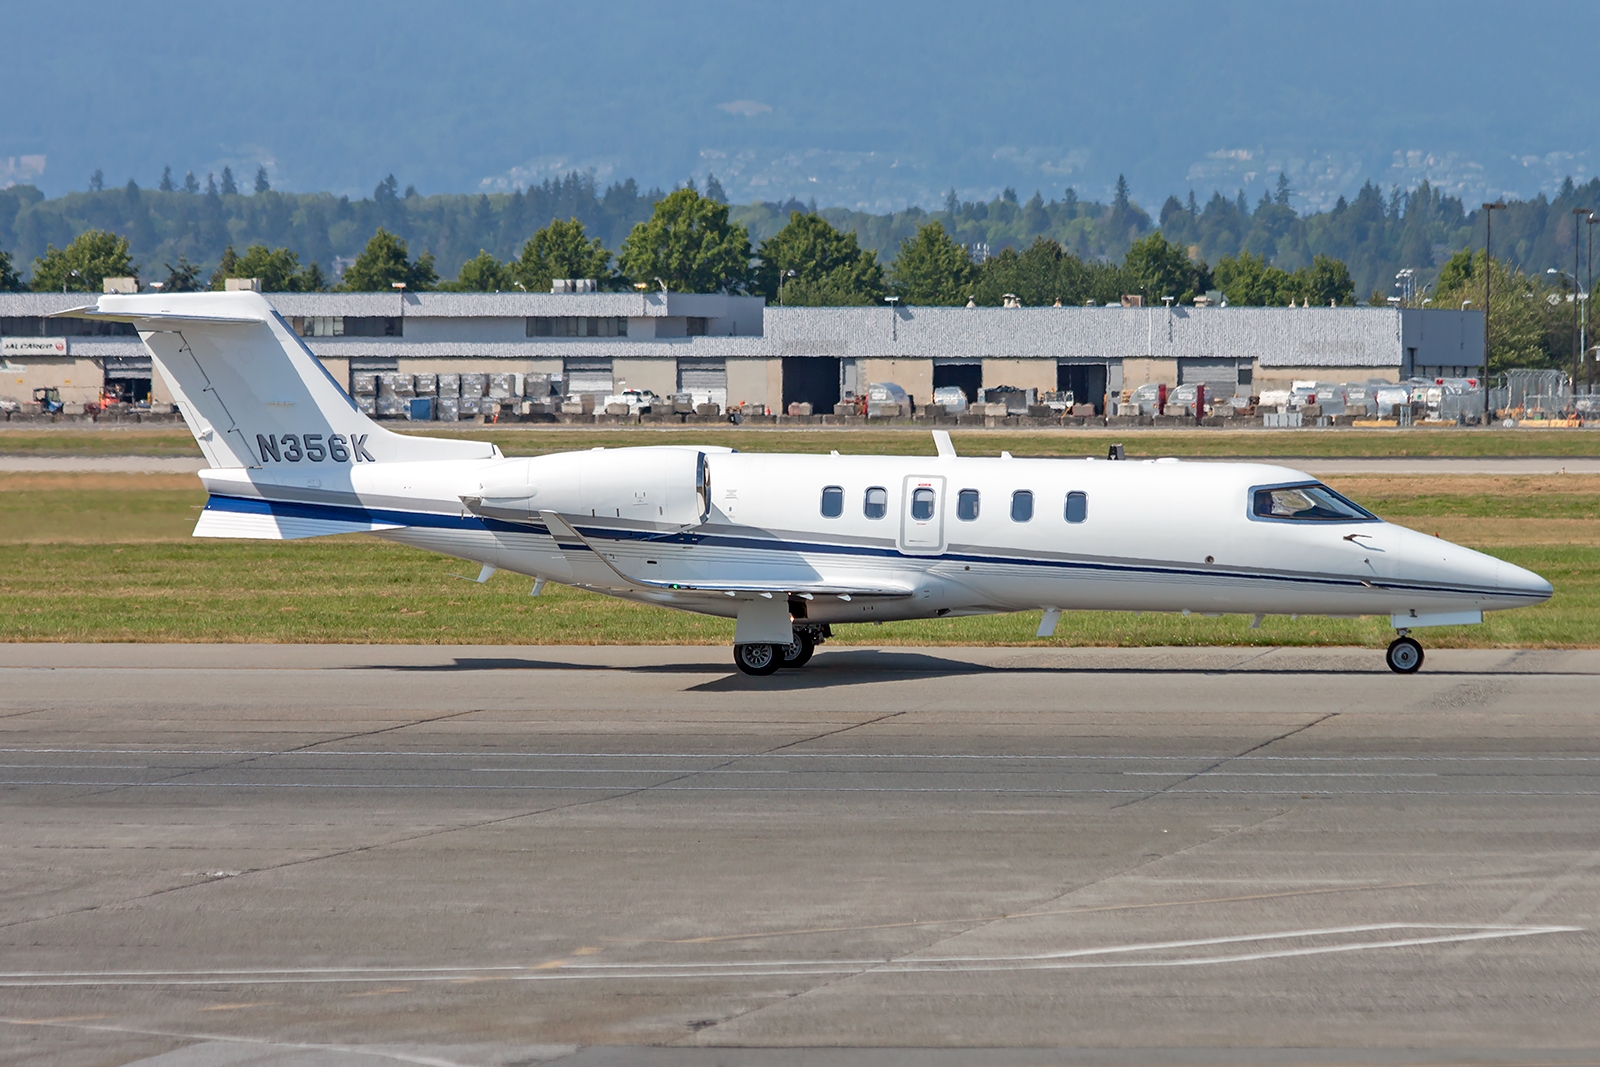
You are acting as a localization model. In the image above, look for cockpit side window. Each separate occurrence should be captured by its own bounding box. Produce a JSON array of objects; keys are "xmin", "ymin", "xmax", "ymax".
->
[{"xmin": 1251, "ymin": 483, "xmax": 1377, "ymax": 522}]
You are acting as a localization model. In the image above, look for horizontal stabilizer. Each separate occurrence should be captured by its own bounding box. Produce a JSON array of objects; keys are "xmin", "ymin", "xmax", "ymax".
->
[{"xmin": 193, "ymin": 495, "xmax": 403, "ymax": 540}]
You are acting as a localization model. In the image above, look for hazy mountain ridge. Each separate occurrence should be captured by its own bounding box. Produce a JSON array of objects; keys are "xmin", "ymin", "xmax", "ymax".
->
[{"xmin": 2, "ymin": 0, "xmax": 1594, "ymax": 211}]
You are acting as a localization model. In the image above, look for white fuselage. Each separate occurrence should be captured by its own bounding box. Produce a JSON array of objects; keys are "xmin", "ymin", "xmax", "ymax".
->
[{"xmin": 196, "ymin": 446, "xmax": 1552, "ymax": 628}]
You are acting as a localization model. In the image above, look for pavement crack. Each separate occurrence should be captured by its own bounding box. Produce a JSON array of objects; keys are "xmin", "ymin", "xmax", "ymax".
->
[{"xmin": 1109, "ymin": 712, "xmax": 1339, "ymax": 809}]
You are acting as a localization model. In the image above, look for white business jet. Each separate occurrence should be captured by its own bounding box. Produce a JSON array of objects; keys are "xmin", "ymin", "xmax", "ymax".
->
[{"xmin": 75, "ymin": 292, "xmax": 1551, "ymax": 675}]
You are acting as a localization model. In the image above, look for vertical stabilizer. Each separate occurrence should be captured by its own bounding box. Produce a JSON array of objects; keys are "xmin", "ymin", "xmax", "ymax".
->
[{"xmin": 75, "ymin": 292, "xmax": 497, "ymax": 469}]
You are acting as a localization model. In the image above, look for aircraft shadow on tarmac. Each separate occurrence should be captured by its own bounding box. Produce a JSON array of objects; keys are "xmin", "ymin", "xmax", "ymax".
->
[{"xmin": 335, "ymin": 648, "xmax": 1571, "ymax": 690}]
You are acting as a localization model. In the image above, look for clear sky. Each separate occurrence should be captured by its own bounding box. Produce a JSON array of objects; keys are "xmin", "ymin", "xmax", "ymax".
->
[{"xmin": 4, "ymin": 0, "xmax": 1595, "ymax": 210}]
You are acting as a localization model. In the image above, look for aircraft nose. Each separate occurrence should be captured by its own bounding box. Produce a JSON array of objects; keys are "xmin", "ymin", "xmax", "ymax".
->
[{"xmin": 1498, "ymin": 559, "xmax": 1554, "ymax": 603}]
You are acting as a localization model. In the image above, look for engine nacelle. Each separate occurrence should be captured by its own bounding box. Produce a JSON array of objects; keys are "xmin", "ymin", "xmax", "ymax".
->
[{"xmin": 463, "ymin": 446, "xmax": 720, "ymax": 527}]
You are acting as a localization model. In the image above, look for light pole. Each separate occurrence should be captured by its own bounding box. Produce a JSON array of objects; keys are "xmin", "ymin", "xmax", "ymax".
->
[
  {"xmin": 392, "ymin": 281, "xmax": 406, "ymax": 334},
  {"xmin": 1482, "ymin": 201, "xmax": 1506, "ymax": 422},
  {"xmin": 779, "ymin": 268, "xmax": 796, "ymax": 307},
  {"xmin": 1574, "ymin": 208, "xmax": 1589, "ymax": 400},
  {"xmin": 1580, "ymin": 214, "xmax": 1593, "ymax": 398}
]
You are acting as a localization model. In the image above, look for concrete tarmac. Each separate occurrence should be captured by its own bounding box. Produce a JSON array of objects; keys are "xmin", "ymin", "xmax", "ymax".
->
[{"xmin": 2, "ymin": 644, "xmax": 1599, "ymax": 1066}]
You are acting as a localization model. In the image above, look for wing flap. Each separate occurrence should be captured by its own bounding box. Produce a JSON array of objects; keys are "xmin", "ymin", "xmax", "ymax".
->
[{"xmin": 538, "ymin": 511, "xmax": 913, "ymax": 598}]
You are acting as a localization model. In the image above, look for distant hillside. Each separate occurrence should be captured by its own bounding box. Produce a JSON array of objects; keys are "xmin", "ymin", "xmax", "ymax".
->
[{"xmin": 2, "ymin": 0, "xmax": 1595, "ymax": 211}]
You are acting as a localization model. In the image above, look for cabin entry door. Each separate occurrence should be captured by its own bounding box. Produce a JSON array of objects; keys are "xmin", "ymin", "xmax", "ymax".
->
[{"xmin": 898, "ymin": 475, "xmax": 946, "ymax": 555}]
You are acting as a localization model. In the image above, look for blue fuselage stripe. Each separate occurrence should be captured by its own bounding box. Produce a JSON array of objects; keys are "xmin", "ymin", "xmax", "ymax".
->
[{"xmin": 202, "ymin": 494, "xmax": 1519, "ymax": 601}]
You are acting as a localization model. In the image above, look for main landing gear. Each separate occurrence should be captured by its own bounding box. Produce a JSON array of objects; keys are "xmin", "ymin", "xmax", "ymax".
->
[
  {"xmin": 733, "ymin": 626, "xmax": 828, "ymax": 676},
  {"xmin": 1386, "ymin": 631, "xmax": 1424, "ymax": 674}
]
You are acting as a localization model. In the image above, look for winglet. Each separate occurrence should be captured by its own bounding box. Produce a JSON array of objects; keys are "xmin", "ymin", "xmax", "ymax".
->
[{"xmin": 933, "ymin": 430, "xmax": 956, "ymax": 459}]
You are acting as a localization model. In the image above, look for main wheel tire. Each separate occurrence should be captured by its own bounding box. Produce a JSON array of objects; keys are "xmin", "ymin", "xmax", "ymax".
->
[
  {"xmin": 778, "ymin": 631, "xmax": 816, "ymax": 669},
  {"xmin": 733, "ymin": 643, "xmax": 782, "ymax": 676},
  {"xmin": 1386, "ymin": 636, "xmax": 1424, "ymax": 674}
]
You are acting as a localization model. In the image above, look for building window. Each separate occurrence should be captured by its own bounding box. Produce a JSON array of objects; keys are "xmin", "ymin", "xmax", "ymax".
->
[
  {"xmin": 956, "ymin": 489, "xmax": 980, "ymax": 521},
  {"xmin": 1065, "ymin": 491, "xmax": 1088, "ymax": 524},
  {"xmin": 528, "ymin": 316, "xmax": 627, "ymax": 338},
  {"xmin": 291, "ymin": 316, "xmax": 401, "ymax": 338},
  {"xmin": 1011, "ymin": 490, "xmax": 1034, "ymax": 522},
  {"xmin": 686, "ymin": 316, "xmax": 709, "ymax": 336},
  {"xmin": 0, "ymin": 316, "xmax": 135, "ymax": 337},
  {"xmin": 864, "ymin": 487, "xmax": 888, "ymax": 520},
  {"xmin": 820, "ymin": 486, "xmax": 844, "ymax": 518}
]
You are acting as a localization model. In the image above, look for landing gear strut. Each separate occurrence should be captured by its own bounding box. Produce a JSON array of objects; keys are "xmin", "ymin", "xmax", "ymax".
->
[{"xmin": 1386, "ymin": 631, "xmax": 1424, "ymax": 674}]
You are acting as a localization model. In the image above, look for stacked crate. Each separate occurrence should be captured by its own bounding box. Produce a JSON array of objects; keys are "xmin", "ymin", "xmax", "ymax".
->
[
  {"xmin": 459, "ymin": 373, "xmax": 486, "ymax": 417},
  {"xmin": 351, "ymin": 373, "xmax": 379, "ymax": 416},
  {"xmin": 437, "ymin": 373, "xmax": 461, "ymax": 421},
  {"xmin": 375, "ymin": 373, "xmax": 414, "ymax": 418}
]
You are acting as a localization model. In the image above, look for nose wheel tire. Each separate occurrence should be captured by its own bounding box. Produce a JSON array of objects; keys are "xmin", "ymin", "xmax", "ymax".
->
[
  {"xmin": 733, "ymin": 643, "xmax": 782, "ymax": 676},
  {"xmin": 778, "ymin": 630, "xmax": 816, "ymax": 669},
  {"xmin": 1386, "ymin": 636, "xmax": 1424, "ymax": 674}
]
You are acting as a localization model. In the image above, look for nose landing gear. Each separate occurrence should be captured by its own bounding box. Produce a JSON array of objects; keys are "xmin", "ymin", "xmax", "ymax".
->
[{"xmin": 1386, "ymin": 631, "xmax": 1424, "ymax": 673}]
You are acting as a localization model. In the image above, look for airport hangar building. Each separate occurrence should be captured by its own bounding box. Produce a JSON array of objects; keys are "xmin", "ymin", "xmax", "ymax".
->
[{"xmin": 1, "ymin": 289, "xmax": 1484, "ymax": 414}]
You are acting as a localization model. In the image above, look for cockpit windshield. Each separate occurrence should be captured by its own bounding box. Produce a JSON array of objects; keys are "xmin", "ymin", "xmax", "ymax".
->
[{"xmin": 1252, "ymin": 483, "xmax": 1377, "ymax": 522}]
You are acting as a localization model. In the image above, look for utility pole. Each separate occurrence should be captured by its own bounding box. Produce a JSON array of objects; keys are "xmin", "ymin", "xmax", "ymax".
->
[{"xmin": 1481, "ymin": 201, "xmax": 1506, "ymax": 423}]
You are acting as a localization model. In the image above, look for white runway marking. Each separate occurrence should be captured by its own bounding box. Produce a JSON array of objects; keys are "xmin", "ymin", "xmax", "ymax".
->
[{"xmin": 0, "ymin": 924, "xmax": 1576, "ymax": 987}]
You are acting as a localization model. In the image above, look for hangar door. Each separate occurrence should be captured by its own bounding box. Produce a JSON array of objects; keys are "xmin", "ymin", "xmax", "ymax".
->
[
  {"xmin": 1178, "ymin": 358, "xmax": 1245, "ymax": 396},
  {"xmin": 1057, "ymin": 363, "xmax": 1108, "ymax": 414},
  {"xmin": 782, "ymin": 357, "xmax": 840, "ymax": 412},
  {"xmin": 933, "ymin": 360, "xmax": 982, "ymax": 403},
  {"xmin": 565, "ymin": 358, "xmax": 614, "ymax": 396},
  {"xmin": 103, "ymin": 355, "xmax": 153, "ymax": 404},
  {"xmin": 677, "ymin": 358, "xmax": 727, "ymax": 410}
]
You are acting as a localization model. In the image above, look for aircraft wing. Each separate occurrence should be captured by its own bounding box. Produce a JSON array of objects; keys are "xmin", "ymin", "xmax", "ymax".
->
[{"xmin": 537, "ymin": 511, "xmax": 914, "ymax": 599}]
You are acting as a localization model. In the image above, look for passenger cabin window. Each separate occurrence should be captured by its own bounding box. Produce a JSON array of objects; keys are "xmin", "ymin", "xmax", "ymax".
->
[
  {"xmin": 1010, "ymin": 490, "xmax": 1034, "ymax": 522},
  {"xmin": 1065, "ymin": 491, "xmax": 1088, "ymax": 524},
  {"xmin": 1252, "ymin": 484, "xmax": 1376, "ymax": 522},
  {"xmin": 956, "ymin": 489, "xmax": 980, "ymax": 521},
  {"xmin": 820, "ymin": 486, "xmax": 844, "ymax": 518},
  {"xmin": 911, "ymin": 487, "xmax": 936, "ymax": 521},
  {"xmin": 864, "ymin": 487, "xmax": 888, "ymax": 519}
]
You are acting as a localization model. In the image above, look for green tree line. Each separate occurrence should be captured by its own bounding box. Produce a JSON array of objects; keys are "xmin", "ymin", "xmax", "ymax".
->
[{"xmin": 5, "ymin": 168, "xmax": 1600, "ymax": 298}]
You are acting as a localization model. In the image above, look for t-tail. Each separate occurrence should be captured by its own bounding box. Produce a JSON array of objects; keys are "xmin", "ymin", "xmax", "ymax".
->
[
  {"xmin": 72, "ymin": 291, "xmax": 501, "ymax": 539},
  {"xmin": 79, "ymin": 291, "xmax": 494, "ymax": 469}
]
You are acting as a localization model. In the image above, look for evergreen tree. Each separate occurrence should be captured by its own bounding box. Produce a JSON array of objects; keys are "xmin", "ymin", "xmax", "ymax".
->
[
  {"xmin": 514, "ymin": 218, "xmax": 613, "ymax": 293},
  {"xmin": 704, "ymin": 173, "xmax": 727, "ymax": 204},
  {"xmin": 443, "ymin": 249, "xmax": 514, "ymax": 291},
  {"xmin": 0, "ymin": 247, "xmax": 24, "ymax": 291},
  {"xmin": 619, "ymin": 188, "xmax": 752, "ymax": 293},
  {"xmin": 183, "ymin": 171, "xmax": 200, "ymax": 194},
  {"xmin": 220, "ymin": 167, "xmax": 238, "ymax": 195},
  {"xmin": 1123, "ymin": 232, "xmax": 1210, "ymax": 304},
  {"xmin": 339, "ymin": 228, "xmax": 436, "ymax": 291},
  {"xmin": 255, "ymin": 166, "xmax": 271, "ymax": 194},
  {"xmin": 888, "ymin": 221, "xmax": 974, "ymax": 305},
  {"xmin": 209, "ymin": 245, "xmax": 239, "ymax": 290},
  {"xmin": 159, "ymin": 166, "xmax": 175, "ymax": 192},
  {"xmin": 755, "ymin": 212, "xmax": 884, "ymax": 305},
  {"xmin": 159, "ymin": 255, "xmax": 205, "ymax": 292}
]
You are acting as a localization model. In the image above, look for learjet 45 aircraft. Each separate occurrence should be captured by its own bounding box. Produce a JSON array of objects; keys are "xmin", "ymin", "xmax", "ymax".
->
[{"xmin": 75, "ymin": 292, "xmax": 1551, "ymax": 675}]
